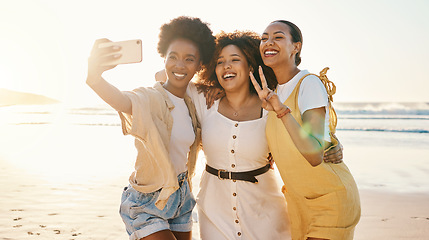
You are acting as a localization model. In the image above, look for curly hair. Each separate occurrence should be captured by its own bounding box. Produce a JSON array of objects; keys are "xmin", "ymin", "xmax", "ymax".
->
[
  {"xmin": 197, "ymin": 30, "xmax": 277, "ymax": 94},
  {"xmin": 157, "ymin": 16, "xmax": 216, "ymax": 66}
]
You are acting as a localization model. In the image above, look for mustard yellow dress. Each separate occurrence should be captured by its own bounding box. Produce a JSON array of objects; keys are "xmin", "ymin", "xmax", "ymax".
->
[{"xmin": 266, "ymin": 70, "xmax": 361, "ymax": 240}]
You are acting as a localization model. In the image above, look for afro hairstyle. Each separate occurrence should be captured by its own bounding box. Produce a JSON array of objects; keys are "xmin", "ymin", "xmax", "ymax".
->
[{"xmin": 157, "ymin": 16, "xmax": 216, "ymax": 66}]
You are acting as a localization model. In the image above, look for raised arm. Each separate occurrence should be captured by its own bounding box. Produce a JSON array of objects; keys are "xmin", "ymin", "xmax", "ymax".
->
[
  {"xmin": 250, "ymin": 67, "xmax": 325, "ymax": 167},
  {"xmin": 86, "ymin": 38, "xmax": 132, "ymax": 114}
]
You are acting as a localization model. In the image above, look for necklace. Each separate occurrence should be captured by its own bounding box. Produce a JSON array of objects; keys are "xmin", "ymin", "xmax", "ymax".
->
[{"xmin": 223, "ymin": 96, "xmax": 252, "ymax": 117}]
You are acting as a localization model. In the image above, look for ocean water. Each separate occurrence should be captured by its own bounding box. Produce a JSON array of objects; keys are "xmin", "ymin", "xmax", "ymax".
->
[
  {"xmin": 334, "ymin": 102, "xmax": 429, "ymax": 150},
  {"xmin": 335, "ymin": 102, "xmax": 429, "ymax": 134},
  {"xmin": 332, "ymin": 102, "xmax": 429, "ymax": 193},
  {"xmin": 1, "ymin": 102, "xmax": 428, "ymax": 193}
]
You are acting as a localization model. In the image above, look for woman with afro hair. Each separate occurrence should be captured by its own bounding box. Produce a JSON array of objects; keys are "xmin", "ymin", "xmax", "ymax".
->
[{"xmin": 86, "ymin": 16, "xmax": 215, "ymax": 240}]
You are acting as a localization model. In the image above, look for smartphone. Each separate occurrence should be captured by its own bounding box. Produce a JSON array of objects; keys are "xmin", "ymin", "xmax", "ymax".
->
[{"xmin": 98, "ymin": 39, "xmax": 142, "ymax": 66}]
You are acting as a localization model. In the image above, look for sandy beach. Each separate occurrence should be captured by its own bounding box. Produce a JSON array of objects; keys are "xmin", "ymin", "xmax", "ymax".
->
[
  {"xmin": 1, "ymin": 104, "xmax": 428, "ymax": 239},
  {"xmin": 355, "ymin": 190, "xmax": 429, "ymax": 239},
  {"xmin": 1, "ymin": 160, "xmax": 428, "ymax": 240}
]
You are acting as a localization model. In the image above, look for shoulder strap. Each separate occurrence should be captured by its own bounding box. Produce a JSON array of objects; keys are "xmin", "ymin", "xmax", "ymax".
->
[{"xmin": 291, "ymin": 73, "xmax": 312, "ymax": 106}]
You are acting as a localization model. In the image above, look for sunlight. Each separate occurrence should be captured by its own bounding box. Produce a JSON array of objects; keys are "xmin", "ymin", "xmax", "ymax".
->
[
  {"xmin": 0, "ymin": 65, "xmax": 13, "ymax": 90},
  {"xmin": 0, "ymin": 104, "xmax": 135, "ymax": 184}
]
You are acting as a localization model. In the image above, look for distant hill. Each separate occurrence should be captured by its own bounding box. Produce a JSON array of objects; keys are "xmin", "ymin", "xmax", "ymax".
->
[{"xmin": 0, "ymin": 88, "xmax": 59, "ymax": 107}]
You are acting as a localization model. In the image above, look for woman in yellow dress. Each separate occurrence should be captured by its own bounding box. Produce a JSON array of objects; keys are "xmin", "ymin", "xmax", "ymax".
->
[{"xmin": 250, "ymin": 20, "xmax": 361, "ymax": 240}]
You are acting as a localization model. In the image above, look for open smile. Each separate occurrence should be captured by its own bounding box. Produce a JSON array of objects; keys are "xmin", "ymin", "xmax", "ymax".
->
[
  {"xmin": 263, "ymin": 49, "xmax": 279, "ymax": 57},
  {"xmin": 173, "ymin": 72, "xmax": 187, "ymax": 79},
  {"xmin": 222, "ymin": 72, "xmax": 237, "ymax": 80}
]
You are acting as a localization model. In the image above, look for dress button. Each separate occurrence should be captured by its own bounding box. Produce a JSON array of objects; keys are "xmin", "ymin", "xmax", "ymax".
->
[
  {"xmin": 231, "ymin": 149, "xmax": 235, "ymax": 154},
  {"xmin": 231, "ymin": 164, "xmax": 236, "ymax": 168},
  {"xmin": 235, "ymin": 123, "xmax": 238, "ymax": 127},
  {"xmin": 238, "ymin": 232, "xmax": 242, "ymax": 236},
  {"xmin": 233, "ymin": 179, "xmax": 236, "ymax": 182},
  {"xmin": 232, "ymin": 135, "xmax": 237, "ymax": 139},
  {"xmin": 233, "ymin": 192, "xmax": 237, "ymax": 197},
  {"xmin": 233, "ymin": 207, "xmax": 236, "ymax": 211},
  {"xmin": 235, "ymin": 219, "xmax": 239, "ymax": 223}
]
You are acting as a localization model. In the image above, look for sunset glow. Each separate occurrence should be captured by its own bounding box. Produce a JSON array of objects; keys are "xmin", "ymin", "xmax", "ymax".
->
[{"xmin": 1, "ymin": 0, "xmax": 428, "ymax": 105}]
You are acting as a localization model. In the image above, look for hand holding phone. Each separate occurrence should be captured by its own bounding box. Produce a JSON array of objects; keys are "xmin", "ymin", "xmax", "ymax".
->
[{"xmin": 98, "ymin": 39, "xmax": 142, "ymax": 66}]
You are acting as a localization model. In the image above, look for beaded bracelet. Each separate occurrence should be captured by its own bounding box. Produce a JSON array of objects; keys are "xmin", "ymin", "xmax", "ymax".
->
[{"xmin": 276, "ymin": 107, "xmax": 291, "ymax": 118}]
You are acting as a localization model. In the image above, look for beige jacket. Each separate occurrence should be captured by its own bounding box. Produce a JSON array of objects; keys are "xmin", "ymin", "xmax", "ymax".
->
[{"xmin": 119, "ymin": 82, "xmax": 201, "ymax": 210}]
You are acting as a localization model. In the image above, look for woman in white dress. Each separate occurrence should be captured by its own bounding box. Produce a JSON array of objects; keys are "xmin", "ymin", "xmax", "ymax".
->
[{"xmin": 189, "ymin": 31, "xmax": 291, "ymax": 240}]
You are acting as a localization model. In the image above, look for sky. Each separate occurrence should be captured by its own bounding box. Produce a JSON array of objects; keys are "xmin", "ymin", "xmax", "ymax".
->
[{"xmin": 0, "ymin": 0, "xmax": 428, "ymax": 106}]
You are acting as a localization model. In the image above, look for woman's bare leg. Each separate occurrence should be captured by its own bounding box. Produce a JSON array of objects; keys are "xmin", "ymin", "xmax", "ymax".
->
[
  {"xmin": 140, "ymin": 229, "xmax": 177, "ymax": 240},
  {"xmin": 172, "ymin": 231, "xmax": 192, "ymax": 240}
]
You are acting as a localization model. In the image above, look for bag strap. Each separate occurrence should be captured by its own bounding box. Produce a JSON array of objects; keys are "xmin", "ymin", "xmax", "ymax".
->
[
  {"xmin": 305, "ymin": 67, "xmax": 338, "ymax": 134},
  {"xmin": 318, "ymin": 67, "xmax": 337, "ymax": 134}
]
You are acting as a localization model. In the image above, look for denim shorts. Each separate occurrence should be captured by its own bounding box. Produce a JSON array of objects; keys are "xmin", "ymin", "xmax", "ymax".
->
[{"xmin": 119, "ymin": 172, "xmax": 196, "ymax": 240}]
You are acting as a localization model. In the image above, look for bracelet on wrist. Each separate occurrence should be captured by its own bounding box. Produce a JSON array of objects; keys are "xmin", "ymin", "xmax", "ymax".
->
[{"xmin": 276, "ymin": 106, "xmax": 291, "ymax": 118}]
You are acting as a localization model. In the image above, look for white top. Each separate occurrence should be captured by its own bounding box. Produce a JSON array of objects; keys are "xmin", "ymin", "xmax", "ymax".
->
[
  {"xmin": 166, "ymin": 90, "xmax": 195, "ymax": 175},
  {"xmin": 276, "ymin": 69, "xmax": 331, "ymax": 142},
  {"xmin": 188, "ymin": 83, "xmax": 291, "ymax": 240}
]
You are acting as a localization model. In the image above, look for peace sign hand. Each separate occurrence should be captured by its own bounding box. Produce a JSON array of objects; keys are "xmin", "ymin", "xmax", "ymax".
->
[{"xmin": 250, "ymin": 66, "xmax": 284, "ymax": 112}]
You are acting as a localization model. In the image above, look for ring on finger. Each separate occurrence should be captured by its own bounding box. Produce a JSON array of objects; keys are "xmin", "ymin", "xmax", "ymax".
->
[{"xmin": 266, "ymin": 91, "xmax": 275, "ymax": 100}]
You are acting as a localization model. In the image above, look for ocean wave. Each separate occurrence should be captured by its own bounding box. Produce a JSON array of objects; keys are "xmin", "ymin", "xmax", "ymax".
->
[
  {"xmin": 334, "ymin": 102, "xmax": 429, "ymax": 116},
  {"xmin": 339, "ymin": 116, "xmax": 429, "ymax": 120},
  {"xmin": 68, "ymin": 107, "xmax": 117, "ymax": 116},
  {"xmin": 76, "ymin": 123, "xmax": 121, "ymax": 127},
  {"xmin": 338, "ymin": 128, "xmax": 429, "ymax": 134},
  {"xmin": 337, "ymin": 110, "xmax": 429, "ymax": 116},
  {"xmin": 13, "ymin": 122, "xmax": 52, "ymax": 125}
]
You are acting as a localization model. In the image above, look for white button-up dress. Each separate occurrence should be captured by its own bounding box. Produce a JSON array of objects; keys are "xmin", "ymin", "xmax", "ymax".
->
[{"xmin": 188, "ymin": 84, "xmax": 291, "ymax": 240}]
